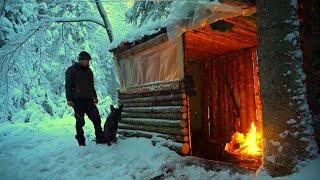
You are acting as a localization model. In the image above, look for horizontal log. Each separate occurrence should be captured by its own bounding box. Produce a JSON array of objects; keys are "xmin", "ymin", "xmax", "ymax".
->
[
  {"xmin": 119, "ymin": 80, "xmax": 183, "ymax": 95},
  {"xmin": 122, "ymin": 112, "xmax": 188, "ymax": 120},
  {"xmin": 118, "ymin": 129, "xmax": 189, "ymax": 143},
  {"xmin": 122, "ymin": 100, "xmax": 187, "ymax": 107},
  {"xmin": 119, "ymin": 89, "xmax": 183, "ymax": 99},
  {"xmin": 118, "ymin": 123, "xmax": 188, "ymax": 136},
  {"xmin": 120, "ymin": 118, "xmax": 188, "ymax": 128},
  {"xmin": 151, "ymin": 139, "xmax": 190, "ymax": 155},
  {"xmin": 122, "ymin": 106, "xmax": 187, "ymax": 113},
  {"xmin": 119, "ymin": 93, "xmax": 187, "ymax": 104}
]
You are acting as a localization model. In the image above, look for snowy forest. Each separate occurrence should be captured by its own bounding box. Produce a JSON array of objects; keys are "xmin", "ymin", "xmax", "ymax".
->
[{"xmin": 0, "ymin": 0, "xmax": 319, "ymax": 179}]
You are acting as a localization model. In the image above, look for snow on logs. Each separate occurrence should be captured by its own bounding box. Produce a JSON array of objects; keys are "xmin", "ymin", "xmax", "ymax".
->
[
  {"xmin": 118, "ymin": 123, "xmax": 188, "ymax": 136},
  {"xmin": 118, "ymin": 129, "xmax": 189, "ymax": 143}
]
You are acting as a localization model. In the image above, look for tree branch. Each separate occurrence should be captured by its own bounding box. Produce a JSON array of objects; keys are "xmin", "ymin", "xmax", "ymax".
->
[
  {"xmin": 0, "ymin": 16, "xmax": 105, "ymax": 59},
  {"xmin": 95, "ymin": 0, "xmax": 114, "ymax": 42},
  {"xmin": 52, "ymin": 17, "xmax": 106, "ymax": 28}
]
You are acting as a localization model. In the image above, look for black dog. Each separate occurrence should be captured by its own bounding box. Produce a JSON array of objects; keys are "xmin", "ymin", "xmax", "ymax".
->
[{"xmin": 103, "ymin": 104, "xmax": 123, "ymax": 146}]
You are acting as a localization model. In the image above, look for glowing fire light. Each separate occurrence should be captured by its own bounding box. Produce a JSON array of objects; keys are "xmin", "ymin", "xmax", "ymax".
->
[{"xmin": 225, "ymin": 122, "xmax": 262, "ymax": 156}]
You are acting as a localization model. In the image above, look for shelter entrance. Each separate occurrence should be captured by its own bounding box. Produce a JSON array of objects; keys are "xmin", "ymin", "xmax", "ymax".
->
[{"xmin": 185, "ymin": 17, "xmax": 263, "ymax": 169}]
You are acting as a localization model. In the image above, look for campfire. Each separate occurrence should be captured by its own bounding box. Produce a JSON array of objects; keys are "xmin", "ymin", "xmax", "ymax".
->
[{"xmin": 225, "ymin": 122, "xmax": 262, "ymax": 157}]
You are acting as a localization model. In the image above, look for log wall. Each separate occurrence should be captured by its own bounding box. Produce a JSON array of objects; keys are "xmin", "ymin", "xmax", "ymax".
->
[
  {"xmin": 208, "ymin": 48, "xmax": 260, "ymax": 142},
  {"xmin": 118, "ymin": 80, "xmax": 190, "ymax": 154}
]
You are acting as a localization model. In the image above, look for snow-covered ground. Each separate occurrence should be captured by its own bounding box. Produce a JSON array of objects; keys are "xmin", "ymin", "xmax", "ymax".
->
[{"xmin": 0, "ymin": 115, "xmax": 319, "ymax": 179}]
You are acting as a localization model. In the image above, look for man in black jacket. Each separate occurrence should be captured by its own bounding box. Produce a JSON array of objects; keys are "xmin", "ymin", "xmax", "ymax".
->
[{"xmin": 65, "ymin": 51, "xmax": 105, "ymax": 146}]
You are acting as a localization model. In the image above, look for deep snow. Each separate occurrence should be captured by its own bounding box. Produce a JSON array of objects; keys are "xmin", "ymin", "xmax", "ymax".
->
[{"xmin": 0, "ymin": 115, "xmax": 319, "ymax": 179}]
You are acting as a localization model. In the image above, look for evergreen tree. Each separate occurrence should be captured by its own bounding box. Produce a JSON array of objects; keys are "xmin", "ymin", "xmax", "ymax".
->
[{"xmin": 125, "ymin": 1, "xmax": 172, "ymax": 28}]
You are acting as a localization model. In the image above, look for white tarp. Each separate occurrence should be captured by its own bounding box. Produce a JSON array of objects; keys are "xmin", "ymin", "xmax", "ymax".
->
[
  {"xmin": 118, "ymin": 40, "xmax": 179, "ymax": 87},
  {"xmin": 114, "ymin": 0, "xmax": 256, "ymax": 87}
]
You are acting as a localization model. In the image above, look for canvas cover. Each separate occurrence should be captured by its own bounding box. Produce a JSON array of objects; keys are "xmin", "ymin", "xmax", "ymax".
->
[
  {"xmin": 118, "ymin": 40, "xmax": 179, "ymax": 87},
  {"xmin": 115, "ymin": 1, "xmax": 256, "ymax": 87}
]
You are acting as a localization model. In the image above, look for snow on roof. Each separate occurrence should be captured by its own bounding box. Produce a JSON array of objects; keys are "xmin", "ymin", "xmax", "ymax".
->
[
  {"xmin": 108, "ymin": 0, "xmax": 256, "ymax": 51},
  {"xmin": 108, "ymin": 19, "xmax": 167, "ymax": 51}
]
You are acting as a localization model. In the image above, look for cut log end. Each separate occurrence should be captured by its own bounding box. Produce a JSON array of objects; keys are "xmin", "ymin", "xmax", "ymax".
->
[{"xmin": 182, "ymin": 143, "xmax": 190, "ymax": 154}]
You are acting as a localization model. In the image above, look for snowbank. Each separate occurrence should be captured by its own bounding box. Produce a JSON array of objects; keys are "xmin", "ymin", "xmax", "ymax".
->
[{"xmin": 0, "ymin": 115, "xmax": 319, "ymax": 179}]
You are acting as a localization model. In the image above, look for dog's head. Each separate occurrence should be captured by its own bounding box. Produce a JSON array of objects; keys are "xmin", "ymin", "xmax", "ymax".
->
[{"xmin": 109, "ymin": 104, "xmax": 123, "ymax": 122}]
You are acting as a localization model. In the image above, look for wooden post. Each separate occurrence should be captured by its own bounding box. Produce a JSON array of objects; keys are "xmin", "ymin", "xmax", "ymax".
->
[
  {"xmin": 252, "ymin": 50, "xmax": 263, "ymax": 133},
  {"xmin": 245, "ymin": 50, "xmax": 258, "ymax": 127}
]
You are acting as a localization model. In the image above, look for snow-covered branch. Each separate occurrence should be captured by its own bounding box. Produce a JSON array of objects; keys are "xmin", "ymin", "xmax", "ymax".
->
[
  {"xmin": 52, "ymin": 17, "xmax": 106, "ymax": 28},
  {"xmin": 95, "ymin": 1, "xmax": 114, "ymax": 42},
  {"xmin": 0, "ymin": 16, "xmax": 105, "ymax": 59}
]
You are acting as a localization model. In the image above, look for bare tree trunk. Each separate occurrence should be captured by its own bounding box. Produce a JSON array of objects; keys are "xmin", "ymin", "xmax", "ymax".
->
[
  {"xmin": 256, "ymin": 0, "xmax": 318, "ymax": 177},
  {"xmin": 95, "ymin": 0, "xmax": 114, "ymax": 42}
]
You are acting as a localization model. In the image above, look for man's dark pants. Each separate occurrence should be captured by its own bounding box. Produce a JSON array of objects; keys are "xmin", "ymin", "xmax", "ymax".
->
[{"xmin": 73, "ymin": 99, "xmax": 104, "ymax": 144}]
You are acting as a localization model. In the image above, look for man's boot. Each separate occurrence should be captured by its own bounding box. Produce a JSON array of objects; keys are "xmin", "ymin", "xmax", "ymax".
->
[{"xmin": 75, "ymin": 135, "xmax": 86, "ymax": 146}]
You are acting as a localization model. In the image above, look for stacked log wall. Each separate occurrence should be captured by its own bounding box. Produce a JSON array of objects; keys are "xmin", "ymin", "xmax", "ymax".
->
[{"xmin": 118, "ymin": 80, "xmax": 190, "ymax": 154}]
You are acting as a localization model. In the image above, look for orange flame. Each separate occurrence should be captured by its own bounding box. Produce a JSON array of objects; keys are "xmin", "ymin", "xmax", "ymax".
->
[{"xmin": 225, "ymin": 122, "xmax": 262, "ymax": 156}]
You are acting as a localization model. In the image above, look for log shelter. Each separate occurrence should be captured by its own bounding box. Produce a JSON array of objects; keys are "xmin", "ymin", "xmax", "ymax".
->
[
  {"xmin": 109, "ymin": 0, "xmax": 320, "ymax": 176},
  {"xmin": 110, "ymin": 3, "xmax": 262, "ymax": 170}
]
